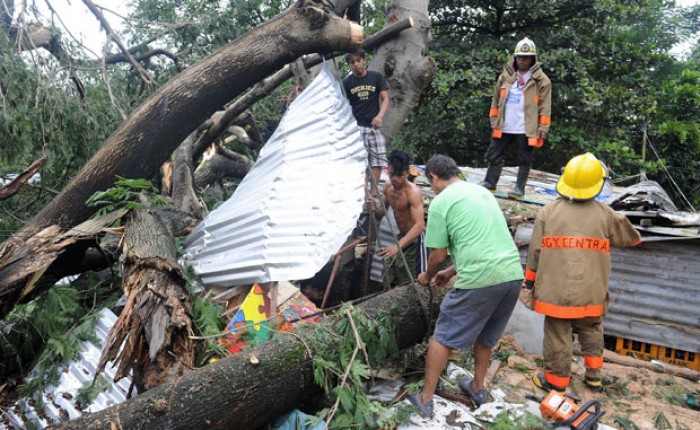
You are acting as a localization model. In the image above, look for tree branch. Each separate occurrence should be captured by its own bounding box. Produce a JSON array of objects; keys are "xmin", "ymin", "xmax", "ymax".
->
[
  {"xmin": 0, "ymin": 156, "xmax": 47, "ymax": 201},
  {"xmin": 82, "ymin": 0, "xmax": 156, "ymax": 88}
]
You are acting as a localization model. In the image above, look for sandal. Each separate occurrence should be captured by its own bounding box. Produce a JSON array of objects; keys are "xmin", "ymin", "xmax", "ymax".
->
[
  {"xmin": 458, "ymin": 377, "xmax": 489, "ymax": 406},
  {"xmin": 407, "ymin": 392, "xmax": 434, "ymax": 417}
]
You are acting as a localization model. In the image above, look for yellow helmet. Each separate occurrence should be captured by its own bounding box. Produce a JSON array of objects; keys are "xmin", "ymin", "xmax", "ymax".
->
[
  {"xmin": 514, "ymin": 37, "xmax": 537, "ymax": 56},
  {"xmin": 556, "ymin": 153, "xmax": 607, "ymax": 201}
]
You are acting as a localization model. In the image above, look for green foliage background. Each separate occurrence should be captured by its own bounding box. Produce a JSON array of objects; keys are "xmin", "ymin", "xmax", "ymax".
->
[{"xmin": 396, "ymin": 0, "xmax": 700, "ymax": 209}]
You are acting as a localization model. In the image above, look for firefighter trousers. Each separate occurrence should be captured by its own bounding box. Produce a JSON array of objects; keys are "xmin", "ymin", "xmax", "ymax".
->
[{"xmin": 543, "ymin": 315, "xmax": 604, "ymax": 388}]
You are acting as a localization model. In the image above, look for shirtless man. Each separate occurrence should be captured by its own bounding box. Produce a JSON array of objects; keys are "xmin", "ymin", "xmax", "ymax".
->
[{"xmin": 371, "ymin": 149, "xmax": 426, "ymax": 288}]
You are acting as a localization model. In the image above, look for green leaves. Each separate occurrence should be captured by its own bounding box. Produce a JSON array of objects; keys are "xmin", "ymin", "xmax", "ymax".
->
[
  {"xmin": 86, "ymin": 176, "xmax": 165, "ymax": 217},
  {"xmin": 310, "ymin": 306, "xmax": 401, "ymax": 428}
]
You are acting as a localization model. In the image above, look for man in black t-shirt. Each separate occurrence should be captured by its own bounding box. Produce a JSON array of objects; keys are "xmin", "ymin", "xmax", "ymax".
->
[{"xmin": 343, "ymin": 49, "xmax": 389, "ymax": 196}]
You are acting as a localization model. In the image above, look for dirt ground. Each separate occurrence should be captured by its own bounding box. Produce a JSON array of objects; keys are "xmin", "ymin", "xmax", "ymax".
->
[{"xmin": 488, "ymin": 337, "xmax": 700, "ymax": 430}]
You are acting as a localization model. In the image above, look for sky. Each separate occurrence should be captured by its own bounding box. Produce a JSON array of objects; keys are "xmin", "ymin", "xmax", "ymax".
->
[
  {"xmin": 40, "ymin": 0, "xmax": 700, "ymax": 56},
  {"xmin": 37, "ymin": 2, "xmax": 130, "ymax": 56}
]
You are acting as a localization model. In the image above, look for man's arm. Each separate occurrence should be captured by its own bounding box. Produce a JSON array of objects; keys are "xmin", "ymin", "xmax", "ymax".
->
[
  {"xmin": 417, "ymin": 247, "xmax": 448, "ymax": 286},
  {"xmin": 372, "ymin": 89, "xmax": 389, "ymax": 129},
  {"xmin": 367, "ymin": 182, "xmax": 390, "ymax": 220}
]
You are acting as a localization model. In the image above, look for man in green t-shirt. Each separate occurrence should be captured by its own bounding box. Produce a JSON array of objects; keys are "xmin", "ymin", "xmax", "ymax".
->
[{"xmin": 407, "ymin": 154, "xmax": 523, "ymax": 417}]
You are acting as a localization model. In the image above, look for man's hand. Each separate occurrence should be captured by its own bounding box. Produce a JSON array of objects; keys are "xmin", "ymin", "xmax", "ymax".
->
[
  {"xmin": 372, "ymin": 115, "xmax": 383, "ymax": 129},
  {"xmin": 416, "ymin": 272, "xmax": 430, "ymax": 286},
  {"xmin": 434, "ymin": 268, "xmax": 453, "ymax": 287},
  {"xmin": 537, "ymin": 130, "xmax": 548, "ymax": 140},
  {"xmin": 363, "ymin": 196, "xmax": 380, "ymax": 212},
  {"xmin": 378, "ymin": 244, "xmax": 399, "ymax": 258}
]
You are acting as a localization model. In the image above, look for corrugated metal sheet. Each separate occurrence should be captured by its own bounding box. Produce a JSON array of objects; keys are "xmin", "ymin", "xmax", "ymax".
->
[
  {"xmin": 184, "ymin": 65, "xmax": 366, "ymax": 287},
  {"xmin": 606, "ymin": 239, "xmax": 700, "ymax": 352},
  {"xmin": 4, "ymin": 309, "xmax": 133, "ymax": 429},
  {"xmin": 370, "ymin": 208, "xmax": 400, "ymax": 283}
]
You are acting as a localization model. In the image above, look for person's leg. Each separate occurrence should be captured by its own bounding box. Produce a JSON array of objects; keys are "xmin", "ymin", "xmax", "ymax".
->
[
  {"xmin": 541, "ymin": 316, "xmax": 573, "ymax": 391},
  {"xmin": 393, "ymin": 237, "xmax": 418, "ymax": 285},
  {"xmin": 482, "ymin": 136, "xmax": 508, "ymax": 190},
  {"xmin": 382, "ymin": 255, "xmax": 396, "ymax": 289},
  {"xmin": 510, "ymin": 134, "xmax": 533, "ymax": 196},
  {"xmin": 363, "ymin": 128, "xmax": 386, "ymax": 197},
  {"xmin": 471, "ymin": 340, "xmax": 491, "ymax": 392},
  {"xmin": 471, "ymin": 280, "xmax": 520, "ymax": 392},
  {"xmin": 573, "ymin": 316, "xmax": 604, "ymax": 390},
  {"xmin": 420, "ymin": 337, "xmax": 451, "ymax": 403}
]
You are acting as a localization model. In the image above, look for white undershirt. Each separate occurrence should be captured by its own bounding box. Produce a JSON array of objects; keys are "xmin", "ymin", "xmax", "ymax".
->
[{"xmin": 501, "ymin": 70, "xmax": 532, "ymax": 134}]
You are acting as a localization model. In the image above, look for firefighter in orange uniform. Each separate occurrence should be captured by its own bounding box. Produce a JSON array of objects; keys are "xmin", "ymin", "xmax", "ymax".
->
[{"xmin": 525, "ymin": 153, "xmax": 642, "ymax": 393}]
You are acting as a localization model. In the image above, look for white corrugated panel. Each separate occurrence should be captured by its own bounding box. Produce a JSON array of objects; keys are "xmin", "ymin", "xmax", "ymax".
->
[
  {"xmin": 5, "ymin": 309, "xmax": 133, "ymax": 429},
  {"xmin": 184, "ymin": 65, "xmax": 366, "ymax": 287}
]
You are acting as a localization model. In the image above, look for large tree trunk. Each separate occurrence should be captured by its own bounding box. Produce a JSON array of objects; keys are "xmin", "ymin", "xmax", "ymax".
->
[
  {"xmin": 0, "ymin": 7, "xmax": 362, "ymax": 320},
  {"xmin": 371, "ymin": 0, "xmax": 435, "ymax": 143},
  {"xmin": 54, "ymin": 283, "xmax": 442, "ymax": 430}
]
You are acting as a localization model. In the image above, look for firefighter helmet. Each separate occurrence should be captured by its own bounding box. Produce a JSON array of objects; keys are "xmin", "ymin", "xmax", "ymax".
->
[
  {"xmin": 556, "ymin": 153, "xmax": 607, "ymax": 201},
  {"xmin": 514, "ymin": 38, "xmax": 537, "ymax": 56}
]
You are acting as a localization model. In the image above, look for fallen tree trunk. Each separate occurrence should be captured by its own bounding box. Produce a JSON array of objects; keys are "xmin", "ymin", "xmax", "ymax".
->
[
  {"xmin": 0, "ymin": 6, "xmax": 362, "ymax": 320},
  {"xmin": 576, "ymin": 347, "xmax": 700, "ymax": 382},
  {"xmin": 55, "ymin": 283, "xmax": 443, "ymax": 430}
]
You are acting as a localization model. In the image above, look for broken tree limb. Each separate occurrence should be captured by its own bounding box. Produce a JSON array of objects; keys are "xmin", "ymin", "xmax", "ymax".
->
[
  {"xmin": 0, "ymin": 7, "xmax": 362, "ymax": 319},
  {"xmin": 0, "ymin": 156, "xmax": 46, "ymax": 201},
  {"xmin": 574, "ymin": 348, "xmax": 700, "ymax": 382},
  {"xmin": 0, "ymin": 210, "xmax": 127, "ymax": 316},
  {"xmin": 82, "ymin": 0, "xmax": 155, "ymax": 88},
  {"xmin": 55, "ymin": 283, "xmax": 443, "ymax": 430},
  {"xmin": 192, "ymin": 145, "xmax": 252, "ymax": 191},
  {"xmin": 96, "ymin": 208, "xmax": 194, "ymax": 391}
]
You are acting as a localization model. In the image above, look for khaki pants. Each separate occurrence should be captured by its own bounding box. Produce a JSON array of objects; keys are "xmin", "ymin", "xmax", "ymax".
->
[{"xmin": 543, "ymin": 315, "xmax": 604, "ymax": 388}]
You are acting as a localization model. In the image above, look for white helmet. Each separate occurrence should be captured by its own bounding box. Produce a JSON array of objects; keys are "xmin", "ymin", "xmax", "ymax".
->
[{"xmin": 514, "ymin": 37, "xmax": 537, "ymax": 56}]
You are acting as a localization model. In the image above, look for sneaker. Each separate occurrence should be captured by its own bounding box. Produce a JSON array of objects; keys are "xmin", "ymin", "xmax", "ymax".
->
[{"xmin": 532, "ymin": 372, "xmax": 567, "ymax": 394}]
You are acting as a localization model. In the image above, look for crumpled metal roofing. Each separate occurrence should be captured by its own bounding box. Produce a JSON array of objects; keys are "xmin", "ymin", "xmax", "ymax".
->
[
  {"xmin": 184, "ymin": 65, "xmax": 366, "ymax": 287},
  {"xmin": 4, "ymin": 309, "xmax": 133, "ymax": 429}
]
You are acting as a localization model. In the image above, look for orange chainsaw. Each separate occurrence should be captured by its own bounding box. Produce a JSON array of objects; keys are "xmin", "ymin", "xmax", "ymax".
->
[{"xmin": 527, "ymin": 390, "xmax": 605, "ymax": 430}]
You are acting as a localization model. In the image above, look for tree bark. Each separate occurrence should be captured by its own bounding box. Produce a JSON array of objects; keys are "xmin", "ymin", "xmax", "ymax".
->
[
  {"xmin": 96, "ymin": 209, "xmax": 194, "ymax": 391},
  {"xmin": 54, "ymin": 283, "xmax": 442, "ymax": 430},
  {"xmin": 371, "ymin": 0, "xmax": 435, "ymax": 144},
  {"xmin": 0, "ymin": 7, "xmax": 362, "ymax": 319}
]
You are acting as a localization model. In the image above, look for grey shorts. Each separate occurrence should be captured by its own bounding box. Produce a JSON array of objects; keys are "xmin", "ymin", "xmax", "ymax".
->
[
  {"xmin": 433, "ymin": 280, "xmax": 521, "ymax": 350},
  {"xmin": 360, "ymin": 126, "xmax": 387, "ymax": 167}
]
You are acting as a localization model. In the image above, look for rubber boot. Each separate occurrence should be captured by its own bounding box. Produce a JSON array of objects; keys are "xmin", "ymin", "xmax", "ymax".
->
[
  {"xmin": 480, "ymin": 165, "xmax": 501, "ymax": 191},
  {"xmin": 509, "ymin": 166, "xmax": 530, "ymax": 198}
]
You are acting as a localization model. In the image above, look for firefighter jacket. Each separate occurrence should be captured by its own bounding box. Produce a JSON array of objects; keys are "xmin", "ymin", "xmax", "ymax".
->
[
  {"xmin": 489, "ymin": 59, "xmax": 552, "ymax": 147},
  {"xmin": 525, "ymin": 198, "xmax": 641, "ymax": 319}
]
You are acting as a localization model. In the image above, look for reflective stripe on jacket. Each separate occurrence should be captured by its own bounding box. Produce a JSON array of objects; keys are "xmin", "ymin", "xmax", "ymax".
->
[
  {"xmin": 490, "ymin": 59, "xmax": 552, "ymax": 144},
  {"xmin": 525, "ymin": 199, "xmax": 641, "ymax": 318}
]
